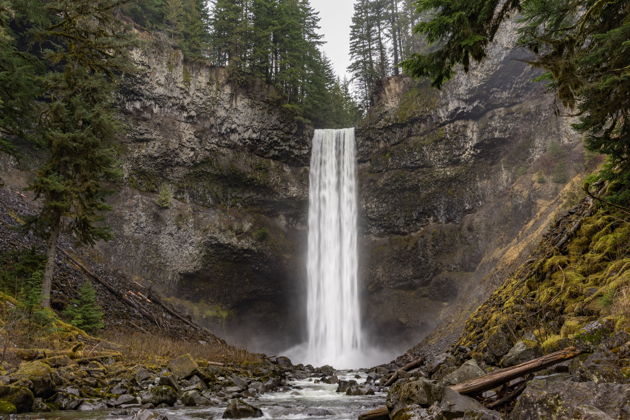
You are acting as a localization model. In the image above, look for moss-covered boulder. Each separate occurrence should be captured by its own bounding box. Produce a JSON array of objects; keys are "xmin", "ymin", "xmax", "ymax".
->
[
  {"xmin": 386, "ymin": 378, "xmax": 443, "ymax": 419},
  {"xmin": 0, "ymin": 399, "xmax": 16, "ymax": 414},
  {"xmin": 13, "ymin": 361, "xmax": 55, "ymax": 398},
  {"xmin": 168, "ymin": 354, "xmax": 198, "ymax": 379},
  {"xmin": 0, "ymin": 385, "xmax": 34, "ymax": 413},
  {"xmin": 140, "ymin": 385, "xmax": 177, "ymax": 406}
]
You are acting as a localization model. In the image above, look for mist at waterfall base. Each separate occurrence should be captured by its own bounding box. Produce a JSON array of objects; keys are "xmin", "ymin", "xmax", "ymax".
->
[{"xmin": 284, "ymin": 128, "xmax": 394, "ymax": 370}]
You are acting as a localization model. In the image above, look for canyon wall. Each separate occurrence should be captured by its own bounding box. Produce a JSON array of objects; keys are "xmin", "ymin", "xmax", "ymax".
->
[
  {"xmin": 97, "ymin": 31, "xmax": 312, "ymax": 352},
  {"xmin": 356, "ymin": 20, "xmax": 596, "ymax": 351}
]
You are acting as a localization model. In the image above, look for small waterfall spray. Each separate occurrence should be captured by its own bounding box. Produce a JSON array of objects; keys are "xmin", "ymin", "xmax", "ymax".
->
[{"xmin": 305, "ymin": 128, "xmax": 362, "ymax": 367}]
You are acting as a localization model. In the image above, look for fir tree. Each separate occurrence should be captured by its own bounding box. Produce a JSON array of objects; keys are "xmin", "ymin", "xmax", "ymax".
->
[
  {"xmin": 63, "ymin": 282, "xmax": 105, "ymax": 334},
  {"xmin": 12, "ymin": 0, "xmax": 133, "ymax": 308}
]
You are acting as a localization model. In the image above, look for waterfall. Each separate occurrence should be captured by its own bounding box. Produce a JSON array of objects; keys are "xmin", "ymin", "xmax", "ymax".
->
[{"xmin": 306, "ymin": 128, "xmax": 362, "ymax": 368}]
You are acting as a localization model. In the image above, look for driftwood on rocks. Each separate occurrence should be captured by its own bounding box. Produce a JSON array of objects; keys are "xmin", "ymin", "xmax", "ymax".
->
[
  {"xmin": 383, "ymin": 356, "xmax": 425, "ymax": 386},
  {"xmin": 450, "ymin": 347, "xmax": 582, "ymax": 395},
  {"xmin": 358, "ymin": 406, "xmax": 389, "ymax": 420}
]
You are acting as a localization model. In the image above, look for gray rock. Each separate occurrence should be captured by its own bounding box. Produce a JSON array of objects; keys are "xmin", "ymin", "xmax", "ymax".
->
[
  {"xmin": 500, "ymin": 340, "xmax": 541, "ymax": 367},
  {"xmin": 441, "ymin": 360, "xmax": 485, "ymax": 386},
  {"xmin": 113, "ymin": 394, "xmax": 138, "ymax": 407},
  {"xmin": 439, "ymin": 388, "xmax": 500, "ymax": 419},
  {"xmin": 222, "ymin": 399, "xmax": 263, "ymax": 418},
  {"xmin": 230, "ymin": 375, "xmax": 249, "ymax": 389},
  {"xmin": 78, "ymin": 401, "xmax": 108, "ymax": 411},
  {"xmin": 321, "ymin": 375, "xmax": 339, "ymax": 384},
  {"xmin": 387, "ymin": 378, "xmax": 443, "ymax": 418},
  {"xmin": 336, "ymin": 380, "xmax": 358, "ymax": 393},
  {"xmin": 140, "ymin": 385, "xmax": 178, "ymax": 406},
  {"xmin": 318, "ymin": 365, "xmax": 335, "ymax": 376},
  {"xmin": 181, "ymin": 390, "xmax": 211, "ymax": 407},
  {"xmin": 131, "ymin": 409, "xmax": 169, "ymax": 420},
  {"xmin": 53, "ymin": 391, "xmax": 84, "ymax": 410},
  {"xmin": 135, "ymin": 368, "xmax": 153, "ymax": 385},
  {"xmin": 510, "ymin": 379, "xmax": 630, "ymax": 420},
  {"xmin": 306, "ymin": 408, "xmax": 334, "ymax": 416},
  {"xmin": 110, "ymin": 381, "xmax": 130, "ymax": 395}
]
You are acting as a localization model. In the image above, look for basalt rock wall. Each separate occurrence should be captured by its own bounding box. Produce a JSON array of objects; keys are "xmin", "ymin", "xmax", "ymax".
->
[
  {"xmin": 97, "ymin": 31, "xmax": 313, "ymax": 352},
  {"xmin": 356, "ymin": 20, "xmax": 597, "ymax": 351}
]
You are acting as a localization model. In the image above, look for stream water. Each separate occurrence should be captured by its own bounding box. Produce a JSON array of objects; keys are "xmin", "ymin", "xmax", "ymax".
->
[{"xmin": 19, "ymin": 372, "xmax": 385, "ymax": 420}]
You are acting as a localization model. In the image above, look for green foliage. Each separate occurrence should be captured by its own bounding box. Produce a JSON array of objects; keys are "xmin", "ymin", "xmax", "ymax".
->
[
  {"xmin": 348, "ymin": 0, "xmax": 423, "ymax": 110},
  {"xmin": 209, "ymin": 0, "xmax": 360, "ymax": 128},
  {"xmin": 252, "ymin": 227, "xmax": 269, "ymax": 242},
  {"xmin": 403, "ymin": 0, "xmax": 630, "ymax": 201},
  {"xmin": 0, "ymin": 249, "xmax": 46, "ymax": 299},
  {"xmin": 156, "ymin": 184, "xmax": 173, "ymax": 208},
  {"xmin": 63, "ymin": 282, "xmax": 105, "ymax": 334}
]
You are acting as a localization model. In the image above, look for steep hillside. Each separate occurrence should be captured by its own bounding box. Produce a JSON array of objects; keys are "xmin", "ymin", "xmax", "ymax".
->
[
  {"xmin": 379, "ymin": 197, "xmax": 629, "ymax": 419},
  {"xmin": 356, "ymin": 20, "xmax": 599, "ymax": 350}
]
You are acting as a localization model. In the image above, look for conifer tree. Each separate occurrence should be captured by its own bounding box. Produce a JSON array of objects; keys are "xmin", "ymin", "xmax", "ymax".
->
[
  {"xmin": 19, "ymin": 0, "xmax": 131, "ymax": 308},
  {"xmin": 64, "ymin": 282, "xmax": 105, "ymax": 334}
]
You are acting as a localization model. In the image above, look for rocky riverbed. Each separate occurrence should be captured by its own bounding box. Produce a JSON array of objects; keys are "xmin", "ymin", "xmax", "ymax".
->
[{"xmin": 0, "ymin": 351, "xmax": 389, "ymax": 419}]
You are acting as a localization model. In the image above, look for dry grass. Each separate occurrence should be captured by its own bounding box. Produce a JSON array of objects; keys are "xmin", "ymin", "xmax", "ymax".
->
[{"xmin": 103, "ymin": 329, "xmax": 261, "ymax": 366}]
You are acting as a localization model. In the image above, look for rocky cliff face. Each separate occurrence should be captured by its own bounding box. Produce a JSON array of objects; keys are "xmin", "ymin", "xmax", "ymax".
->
[
  {"xmin": 356, "ymin": 20, "xmax": 598, "ymax": 351},
  {"xmin": 95, "ymin": 31, "xmax": 312, "ymax": 352}
]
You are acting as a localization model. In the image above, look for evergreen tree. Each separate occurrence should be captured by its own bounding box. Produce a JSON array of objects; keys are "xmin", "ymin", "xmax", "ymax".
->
[
  {"xmin": 402, "ymin": 0, "xmax": 630, "ymax": 201},
  {"xmin": 164, "ymin": 0, "xmax": 184, "ymax": 41},
  {"xmin": 6, "ymin": 0, "xmax": 133, "ymax": 308},
  {"xmin": 63, "ymin": 282, "xmax": 105, "ymax": 334}
]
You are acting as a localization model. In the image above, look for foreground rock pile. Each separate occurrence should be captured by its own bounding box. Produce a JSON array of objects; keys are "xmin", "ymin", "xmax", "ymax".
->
[
  {"xmin": 0, "ymin": 352, "xmax": 293, "ymax": 415},
  {"xmin": 379, "ymin": 321, "xmax": 629, "ymax": 419}
]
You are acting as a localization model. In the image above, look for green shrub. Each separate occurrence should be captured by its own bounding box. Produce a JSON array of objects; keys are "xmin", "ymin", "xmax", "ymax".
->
[
  {"xmin": 156, "ymin": 184, "xmax": 173, "ymax": 209},
  {"xmin": 63, "ymin": 282, "xmax": 104, "ymax": 334}
]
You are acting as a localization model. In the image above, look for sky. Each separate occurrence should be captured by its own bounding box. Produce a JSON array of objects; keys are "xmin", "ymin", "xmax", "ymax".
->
[{"xmin": 310, "ymin": 0, "xmax": 355, "ymax": 80}]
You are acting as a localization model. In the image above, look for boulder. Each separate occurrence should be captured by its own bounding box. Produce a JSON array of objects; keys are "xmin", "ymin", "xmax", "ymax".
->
[
  {"xmin": 0, "ymin": 400, "xmax": 16, "ymax": 415},
  {"xmin": 273, "ymin": 356, "xmax": 292, "ymax": 369},
  {"xmin": 387, "ymin": 378, "xmax": 443, "ymax": 418},
  {"xmin": 140, "ymin": 385, "xmax": 178, "ymax": 406},
  {"xmin": 131, "ymin": 409, "xmax": 169, "ymax": 420},
  {"xmin": 168, "ymin": 354, "xmax": 198, "ymax": 379},
  {"xmin": 53, "ymin": 391, "xmax": 84, "ymax": 410},
  {"xmin": 439, "ymin": 388, "xmax": 501, "ymax": 419},
  {"xmin": 500, "ymin": 340, "xmax": 541, "ymax": 367},
  {"xmin": 322, "ymin": 375, "xmax": 339, "ymax": 384},
  {"xmin": 485, "ymin": 328, "xmax": 513, "ymax": 363},
  {"xmin": 510, "ymin": 379, "xmax": 630, "ymax": 420},
  {"xmin": 319, "ymin": 365, "xmax": 335, "ymax": 376},
  {"xmin": 112, "ymin": 394, "xmax": 138, "ymax": 406},
  {"xmin": 13, "ymin": 361, "xmax": 55, "ymax": 397},
  {"xmin": 0, "ymin": 385, "xmax": 34, "ymax": 413},
  {"xmin": 441, "ymin": 360, "xmax": 485, "ymax": 386},
  {"xmin": 222, "ymin": 399, "xmax": 263, "ymax": 418},
  {"xmin": 181, "ymin": 390, "xmax": 211, "ymax": 407},
  {"xmin": 336, "ymin": 380, "xmax": 358, "ymax": 393},
  {"xmin": 134, "ymin": 367, "xmax": 153, "ymax": 384}
]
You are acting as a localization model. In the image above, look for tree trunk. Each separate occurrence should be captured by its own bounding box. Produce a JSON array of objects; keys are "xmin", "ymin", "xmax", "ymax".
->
[
  {"xmin": 450, "ymin": 347, "xmax": 582, "ymax": 395},
  {"xmin": 41, "ymin": 222, "xmax": 61, "ymax": 308}
]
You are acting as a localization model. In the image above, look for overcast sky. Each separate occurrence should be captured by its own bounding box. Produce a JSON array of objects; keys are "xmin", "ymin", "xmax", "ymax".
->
[{"xmin": 310, "ymin": 0, "xmax": 354, "ymax": 80}]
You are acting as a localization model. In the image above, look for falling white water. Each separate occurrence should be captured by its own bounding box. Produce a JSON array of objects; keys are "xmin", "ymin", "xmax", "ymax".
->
[{"xmin": 305, "ymin": 128, "xmax": 362, "ymax": 368}]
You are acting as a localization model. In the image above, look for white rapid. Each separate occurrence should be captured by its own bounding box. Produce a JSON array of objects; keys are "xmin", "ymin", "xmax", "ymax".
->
[{"xmin": 305, "ymin": 128, "xmax": 362, "ymax": 368}]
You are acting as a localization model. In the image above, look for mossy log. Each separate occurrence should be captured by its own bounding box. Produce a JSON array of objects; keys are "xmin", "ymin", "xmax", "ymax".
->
[{"xmin": 450, "ymin": 347, "xmax": 582, "ymax": 395}]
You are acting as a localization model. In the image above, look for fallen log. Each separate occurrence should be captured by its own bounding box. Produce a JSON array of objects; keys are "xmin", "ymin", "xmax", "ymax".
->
[
  {"xmin": 358, "ymin": 406, "xmax": 389, "ymax": 420},
  {"xmin": 384, "ymin": 356, "xmax": 424, "ymax": 386},
  {"xmin": 451, "ymin": 346, "xmax": 582, "ymax": 395}
]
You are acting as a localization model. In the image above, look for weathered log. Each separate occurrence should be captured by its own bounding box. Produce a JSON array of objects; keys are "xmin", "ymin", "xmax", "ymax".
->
[
  {"xmin": 451, "ymin": 347, "xmax": 582, "ymax": 395},
  {"xmin": 384, "ymin": 356, "xmax": 424, "ymax": 386},
  {"xmin": 358, "ymin": 406, "xmax": 389, "ymax": 420}
]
